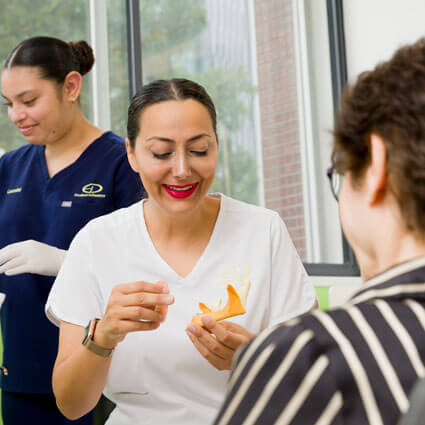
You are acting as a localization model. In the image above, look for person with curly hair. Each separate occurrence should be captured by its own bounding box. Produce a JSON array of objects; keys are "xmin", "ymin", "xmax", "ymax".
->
[{"xmin": 213, "ymin": 37, "xmax": 425, "ymax": 425}]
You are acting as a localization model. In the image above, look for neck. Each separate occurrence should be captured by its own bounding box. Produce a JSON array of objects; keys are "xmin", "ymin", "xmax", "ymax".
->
[
  {"xmin": 143, "ymin": 196, "xmax": 220, "ymax": 243},
  {"xmin": 359, "ymin": 230, "xmax": 425, "ymax": 281},
  {"xmin": 45, "ymin": 109, "xmax": 102, "ymax": 160}
]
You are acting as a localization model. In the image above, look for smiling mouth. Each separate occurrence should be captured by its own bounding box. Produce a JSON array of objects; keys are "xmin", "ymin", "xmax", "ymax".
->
[
  {"xmin": 165, "ymin": 184, "xmax": 196, "ymax": 192},
  {"xmin": 18, "ymin": 125, "xmax": 36, "ymax": 135},
  {"xmin": 163, "ymin": 183, "xmax": 199, "ymax": 198}
]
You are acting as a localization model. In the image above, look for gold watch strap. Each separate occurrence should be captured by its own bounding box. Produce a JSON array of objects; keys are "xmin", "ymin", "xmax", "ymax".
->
[
  {"xmin": 82, "ymin": 318, "xmax": 114, "ymax": 357},
  {"xmin": 85, "ymin": 338, "xmax": 114, "ymax": 357}
]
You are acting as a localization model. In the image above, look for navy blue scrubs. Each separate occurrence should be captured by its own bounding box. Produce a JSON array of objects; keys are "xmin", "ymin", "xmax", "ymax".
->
[{"xmin": 0, "ymin": 131, "xmax": 144, "ymax": 424}]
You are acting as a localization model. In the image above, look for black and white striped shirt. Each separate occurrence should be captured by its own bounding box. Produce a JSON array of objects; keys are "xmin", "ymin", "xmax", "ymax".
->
[{"xmin": 213, "ymin": 257, "xmax": 425, "ymax": 425}]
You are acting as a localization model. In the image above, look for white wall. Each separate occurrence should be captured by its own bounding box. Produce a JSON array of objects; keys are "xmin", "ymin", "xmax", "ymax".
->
[
  {"xmin": 311, "ymin": 275, "xmax": 361, "ymax": 286},
  {"xmin": 343, "ymin": 0, "xmax": 425, "ymax": 81}
]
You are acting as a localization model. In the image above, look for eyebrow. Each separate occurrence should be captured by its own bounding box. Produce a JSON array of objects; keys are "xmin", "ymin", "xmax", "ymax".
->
[
  {"xmin": 1, "ymin": 89, "xmax": 36, "ymax": 101},
  {"xmin": 145, "ymin": 133, "xmax": 212, "ymax": 143}
]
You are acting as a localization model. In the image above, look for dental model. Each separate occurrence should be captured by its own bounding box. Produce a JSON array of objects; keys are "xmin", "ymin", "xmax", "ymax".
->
[{"xmin": 192, "ymin": 281, "xmax": 251, "ymax": 327}]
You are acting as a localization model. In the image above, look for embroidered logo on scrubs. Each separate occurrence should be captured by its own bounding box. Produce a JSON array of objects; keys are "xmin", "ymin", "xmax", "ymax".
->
[
  {"xmin": 6, "ymin": 187, "xmax": 22, "ymax": 195},
  {"xmin": 74, "ymin": 183, "xmax": 106, "ymax": 198}
]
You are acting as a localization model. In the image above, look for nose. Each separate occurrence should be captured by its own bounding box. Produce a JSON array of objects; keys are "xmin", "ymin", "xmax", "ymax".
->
[
  {"xmin": 172, "ymin": 151, "xmax": 192, "ymax": 179},
  {"xmin": 8, "ymin": 104, "xmax": 26, "ymax": 124}
]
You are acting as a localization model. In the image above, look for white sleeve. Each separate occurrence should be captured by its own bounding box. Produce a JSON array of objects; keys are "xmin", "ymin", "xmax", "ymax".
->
[
  {"xmin": 268, "ymin": 212, "xmax": 316, "ymax": 326},
  {"xmin": 45, "ymin": 225, "xmax": 104, "ymax": 328}
]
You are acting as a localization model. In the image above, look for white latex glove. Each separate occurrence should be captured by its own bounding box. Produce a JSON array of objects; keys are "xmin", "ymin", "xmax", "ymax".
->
[{"xmin": 0, "ymin": 240, "xmax": 67, "ymax": 277}]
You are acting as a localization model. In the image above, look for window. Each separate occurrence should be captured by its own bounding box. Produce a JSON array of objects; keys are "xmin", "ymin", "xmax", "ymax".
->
[{"xmin": 139, "ymin": 0, "xmax": 263, "ymax": 207}]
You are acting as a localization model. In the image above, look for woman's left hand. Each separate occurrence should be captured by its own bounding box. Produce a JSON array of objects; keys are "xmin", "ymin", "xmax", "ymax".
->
[{"xmin": 186, "ymin": 317, "xmax": 255, "ymax": 370}]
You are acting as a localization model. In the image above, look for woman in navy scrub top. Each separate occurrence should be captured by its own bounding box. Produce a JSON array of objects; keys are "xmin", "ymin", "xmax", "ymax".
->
[{"xmin": 0, "ymin": 36, "xmax": 144, "ymax": 424}]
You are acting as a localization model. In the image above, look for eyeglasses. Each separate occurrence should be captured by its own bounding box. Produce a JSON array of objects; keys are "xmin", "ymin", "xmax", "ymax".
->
[{"xmin": 327, "ymin": 167, "xmax": 343, "ymax": 201}]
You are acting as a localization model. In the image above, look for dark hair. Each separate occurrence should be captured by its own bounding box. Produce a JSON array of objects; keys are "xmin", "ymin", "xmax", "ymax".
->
[
  {"xmin": 4, "ymin": 36, "xmax": 95, "ymax": 84},
  {"xmin": 127, "ymin": 78, "xmax": 217, "ymax": 148},
  {"xmin": 332, "ymin": 37, "xmax": 425, "ymax": 234}
]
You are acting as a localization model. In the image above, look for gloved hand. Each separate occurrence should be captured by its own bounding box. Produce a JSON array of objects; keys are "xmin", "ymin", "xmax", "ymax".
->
[{"xmin": 0, "ymin": 240, "xmax": 67, "ymax": 277}]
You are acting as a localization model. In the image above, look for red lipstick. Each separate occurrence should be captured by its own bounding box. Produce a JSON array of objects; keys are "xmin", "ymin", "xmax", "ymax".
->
[{"xmin": 163, "ymin": 183, "xmax": 199, "ymax": 199}]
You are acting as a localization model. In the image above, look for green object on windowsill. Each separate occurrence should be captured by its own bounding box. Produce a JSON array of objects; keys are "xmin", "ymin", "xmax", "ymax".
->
[{"xmin": 314, "ymin": 286, "xmax": 330, "ymax": 311}]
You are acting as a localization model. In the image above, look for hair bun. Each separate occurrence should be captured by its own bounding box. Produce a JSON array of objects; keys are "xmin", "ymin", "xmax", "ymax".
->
[{"xmin": 69, "ymin": 40, "xmax": 95, "ymax": 76}]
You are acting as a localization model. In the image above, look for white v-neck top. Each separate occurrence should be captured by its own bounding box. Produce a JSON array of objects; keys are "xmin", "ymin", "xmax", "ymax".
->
[{"xmin": 46, "ymin": 193, "xmax": 315, "ymax": 425}]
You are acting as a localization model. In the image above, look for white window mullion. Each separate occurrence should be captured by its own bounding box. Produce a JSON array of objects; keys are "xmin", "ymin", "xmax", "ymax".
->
[
  {"xmin": 292, "ymin": 0, "xmax": 321, "ymax": 263},
  {"xmin": 89, "ymin": 0, "xmax": 111, "ymax": 130},
  {"xmin": 248, "ymin": 0, "xmax": 265, "ymax": 207}
]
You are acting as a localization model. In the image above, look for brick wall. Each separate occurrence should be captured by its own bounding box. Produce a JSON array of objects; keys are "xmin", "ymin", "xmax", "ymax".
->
[{"xmin": 254, "ymin": 0, "xmax": 306, "ymax": 259}]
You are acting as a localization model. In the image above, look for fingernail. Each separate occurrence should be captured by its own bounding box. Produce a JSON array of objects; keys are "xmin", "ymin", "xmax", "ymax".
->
[
  {"xmin": 165, "ymin": 295, "xmax": 174, "ymax": 304},
  {"xmin": 187, "ymin": 324, "xmax": 196, "ymax": 333}
]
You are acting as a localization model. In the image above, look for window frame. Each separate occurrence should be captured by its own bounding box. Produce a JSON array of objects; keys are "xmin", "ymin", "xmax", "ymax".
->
[
  {"xmin": 126, "ymin": 0, "xmax": 143, "ymax": 98},
  {"xmin": 304, "ymin": 0, "xmax": 359, "ymax": 276},
  {"xmin": 89, "ymin": 0, "xmax": 111, "ymax": 130}
]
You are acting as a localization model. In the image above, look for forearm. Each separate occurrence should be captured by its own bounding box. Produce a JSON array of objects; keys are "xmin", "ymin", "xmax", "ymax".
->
[{"xmin": 53, "ymin": 344, "xmax": 112, "ymax": 420}]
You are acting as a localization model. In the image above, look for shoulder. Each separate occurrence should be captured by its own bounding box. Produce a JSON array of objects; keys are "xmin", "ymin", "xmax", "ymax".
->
[
  {"xmin": 224, "ymin": 314, "xmax": 343, "ymax": 425},
  {"xmin": 82, "ymin": 200, "xmax": 143, "ymax": 237},
  {"xmin": 302, "ymin": 304, "xmax": 380, "ymax": 359},
  {"xmin": 91, "ymin": 131, "xmax": 127, "ymax": 158},
  {"xmin": 254, "ymin": 308, "xmax": 352, "ymax": 360},
  {"xmin": 216, "ymin": 194, "xmax": 289, "ymax": 244},
  {"xmin": 259, "ymin": 315, "xmax": 319, "ymax": 352},
  {"xmin": 98, "ymin": 131, "xmax": 125, "ymax": 146},
  {"xmin": 86, "ymin": 132, "xmax": 135, "ymax": 178},
  {"xmin": 235, "ymin": 312, "xmax": 346, "ymax": 386},
  {"xmin": 0, "ymin": 145, "xmax": 38, "ymax": 182},
  {"xmin": 234, "ymin": 317, "xmax": 327, "ymax": 388},
  {"xmin": 0, "ymin": 144, "xmax": 37, "ymax": 166},
  {"xmin": 217, "ymin": 193, "xmax": 280, "ymax": 223}
]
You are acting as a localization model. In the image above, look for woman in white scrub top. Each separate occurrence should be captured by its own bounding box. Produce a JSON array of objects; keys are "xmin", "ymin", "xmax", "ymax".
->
[{"xmin": 46, "ymin": 78, "xmax": 317, "ymax": 425}]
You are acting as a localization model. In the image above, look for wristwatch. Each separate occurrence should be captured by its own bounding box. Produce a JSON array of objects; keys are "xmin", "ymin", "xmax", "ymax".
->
[{"xmin": 82, "ymin": 318, "xmax": 114, "ymax": 357}]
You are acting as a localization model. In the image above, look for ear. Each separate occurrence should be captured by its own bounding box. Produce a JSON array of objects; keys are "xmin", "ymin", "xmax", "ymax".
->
[
  {"xmin": 63, "ymin": 71, "xmax": 82, "ymax": 103},
  {"xmin": 126, "ymin": 138, "xmax": 139, "ymax": 173},
  {"xmin": 367, "ymin": 133, "xmax": 387, "ymax": 205}
]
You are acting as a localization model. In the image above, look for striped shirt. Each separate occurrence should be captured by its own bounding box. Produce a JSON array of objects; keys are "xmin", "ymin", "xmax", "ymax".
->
[{"xmin": 213, "ymin": 257, "xmax": 425, "ymax": 425}]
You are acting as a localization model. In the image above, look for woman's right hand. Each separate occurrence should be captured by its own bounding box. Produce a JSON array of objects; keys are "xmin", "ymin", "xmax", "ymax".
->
[{"xmin": 94, "ymin": 280, "xmax": 174, "ymax": 349}]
